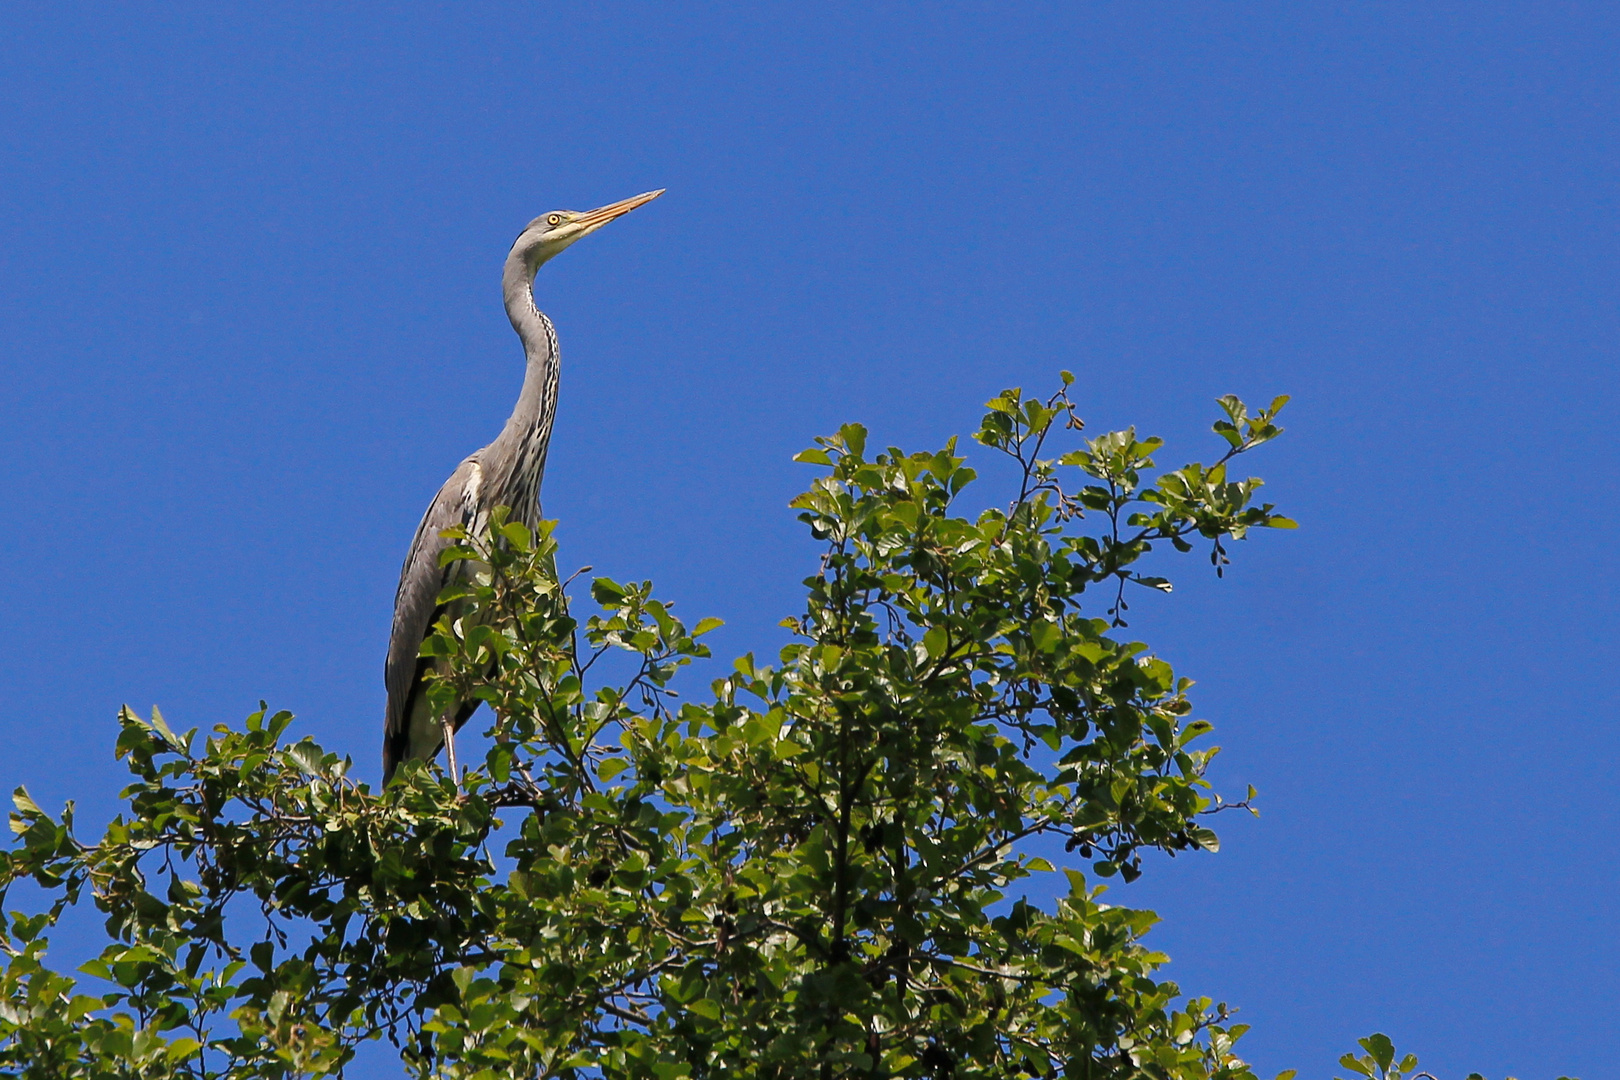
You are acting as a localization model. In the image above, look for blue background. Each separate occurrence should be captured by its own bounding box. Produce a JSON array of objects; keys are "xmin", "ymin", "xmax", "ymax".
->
[{"xmin": 1, "ymin": 5, "xmax": 1614, "ymax": 1077}]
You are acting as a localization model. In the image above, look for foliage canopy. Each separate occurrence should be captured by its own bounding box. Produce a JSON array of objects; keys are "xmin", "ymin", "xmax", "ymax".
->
[{"xmin": 0, "ymin": 382, "xmax": 1556, "ymax": 1079}]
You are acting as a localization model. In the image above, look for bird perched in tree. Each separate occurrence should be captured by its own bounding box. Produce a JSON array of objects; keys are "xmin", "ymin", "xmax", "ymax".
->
[{"xmin": 383, "ymin": 190, "xmax": 663, "ymax": 785}]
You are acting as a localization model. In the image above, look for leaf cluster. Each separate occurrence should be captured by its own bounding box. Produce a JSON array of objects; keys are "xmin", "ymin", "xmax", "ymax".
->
[{"xmin": 0, "ymin": 383, "xmax": 1546, "ymax": 1079}]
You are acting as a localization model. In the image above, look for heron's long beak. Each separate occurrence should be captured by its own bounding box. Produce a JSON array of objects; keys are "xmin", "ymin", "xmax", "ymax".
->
[
  {"xmin": 530, "ymin": 189, "xmax": 664, "ymax": 270},
  {"xmin": 573, "ymin": 189, "xmax": 664, "ymax": 236}
]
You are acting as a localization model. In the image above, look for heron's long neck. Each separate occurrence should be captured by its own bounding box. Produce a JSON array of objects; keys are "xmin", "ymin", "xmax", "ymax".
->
[{"xmin": 489, "ymin": 255, "xmax": 561, "ymax": 524}]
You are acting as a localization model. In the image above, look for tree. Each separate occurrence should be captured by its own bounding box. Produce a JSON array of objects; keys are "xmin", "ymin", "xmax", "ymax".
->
[{"xmin": 0, "ymin": 381, "xmax": 1561, "ymax": 1079}]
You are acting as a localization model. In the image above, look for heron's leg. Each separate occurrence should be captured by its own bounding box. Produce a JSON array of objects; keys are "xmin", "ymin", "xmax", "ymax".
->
[{"xmin": 442, "ymin": 718, "xmax": 461, "ymax": 791}]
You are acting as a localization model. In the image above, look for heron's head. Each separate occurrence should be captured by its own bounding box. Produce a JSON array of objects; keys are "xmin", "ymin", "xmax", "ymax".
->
[{"xmin": 510, "ymin": 189, "xmax": 664, "ymax": 273}]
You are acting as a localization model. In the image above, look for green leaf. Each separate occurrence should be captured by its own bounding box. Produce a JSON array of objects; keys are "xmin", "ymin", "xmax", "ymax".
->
[
  {"xmin": 451, "ymin": 965, "xmax": 476, "ymax": 998},
  {"xmin": 499, "ymin": 520, "xmax": 534, "ymax": 550},
  {"xmin": 1338, "ymin": 1055, "xmax": 1376, "ymax": 1078},
  {"xmin": 437, "ymin": 543, "xmax": 479, "ymax": 567},
  {"xmin": 284, "ymin": 741, "xmax": 325, "ymax": 777},
  {"xmin": 148, "ymin": 706, "xmax": 182, "ymax": 750},
  {"xmin": 591, "ymin": 577, "xmax": 628, "ymax": 604},
  {"xmin": 839, "ymin": 422, "xmax": 868, "ymax": 458},
  {"xmin": 11, "ymin": 787, "xmax": 41, "ymax": 818},
  {"xmin": 1360, "ymin": 1033, "xmax": 1395, "ymax": 1071},
  {"xmin": 166, "ymin": 1038, "xmax": 203, "ymax": 1063}
]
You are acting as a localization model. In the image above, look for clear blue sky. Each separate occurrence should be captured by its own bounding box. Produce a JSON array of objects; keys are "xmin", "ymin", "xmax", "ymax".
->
[{"xmin": 1, "ymin": 5, "xmax": 1614, "ymax": 1077}]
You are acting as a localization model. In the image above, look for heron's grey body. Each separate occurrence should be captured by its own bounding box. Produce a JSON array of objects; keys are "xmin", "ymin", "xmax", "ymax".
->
[{"xmin": 383, "ymin": 191, "xmax": 662, "ymax": 784}]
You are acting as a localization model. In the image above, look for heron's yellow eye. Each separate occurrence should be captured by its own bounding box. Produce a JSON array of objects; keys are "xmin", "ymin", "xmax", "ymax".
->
[{"xmin": 547, "ymin": 214, "xmax": 564, "ymax": 226}]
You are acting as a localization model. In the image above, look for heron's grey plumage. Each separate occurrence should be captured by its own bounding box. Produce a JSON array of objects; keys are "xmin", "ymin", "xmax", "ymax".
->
[{"xmin": 383, "ymin": 191, "xmax": 661, "ymax": 784}]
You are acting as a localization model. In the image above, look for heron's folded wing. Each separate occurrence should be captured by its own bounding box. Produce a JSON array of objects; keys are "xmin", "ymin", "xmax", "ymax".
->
[{"xmin": 383, "ymin": 456, "xmax": 483, "ymax": 775}]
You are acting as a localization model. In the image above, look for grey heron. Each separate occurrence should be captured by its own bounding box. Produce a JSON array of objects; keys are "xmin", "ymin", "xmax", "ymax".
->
[{"xmin": 383, "ymin": 189, "xmax": 663, "ymax": 785}]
